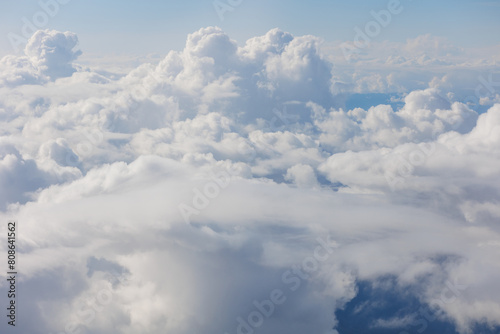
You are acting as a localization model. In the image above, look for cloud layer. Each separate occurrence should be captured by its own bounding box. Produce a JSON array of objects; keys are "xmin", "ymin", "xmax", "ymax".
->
[{"xmin": 0, "ymin": 27, "xmax": 499, "ymax": 334}]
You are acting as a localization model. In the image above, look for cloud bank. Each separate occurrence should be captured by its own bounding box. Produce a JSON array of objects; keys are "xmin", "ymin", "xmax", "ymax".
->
[{"xmin": 0, "ymin": 27, "xmax": 499, "ymax": 334}]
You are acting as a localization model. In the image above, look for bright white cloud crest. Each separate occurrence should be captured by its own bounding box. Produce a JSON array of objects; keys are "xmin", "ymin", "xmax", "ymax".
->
[{"xmin": 0, "ymin": 27, "xmax": 499, "ymax": 334}]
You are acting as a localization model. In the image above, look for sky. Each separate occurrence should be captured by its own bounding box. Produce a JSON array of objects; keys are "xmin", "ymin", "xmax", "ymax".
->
[
  {"xmin": 1, "ymin": 0, "xmax": 500, "ymax": 57},
  {"xmin": 0, "ymin": 1, "xmax": 500, "ymax": 334}
]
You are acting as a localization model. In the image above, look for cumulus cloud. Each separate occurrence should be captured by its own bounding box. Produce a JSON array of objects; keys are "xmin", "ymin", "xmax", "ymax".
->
[
  {"xmin": 25, "ymin": 29, "xmax": 82, "ymax": 79},
  {"xmin": 0, "ymin": 29, "xmax": 81, "ymax": 86},
  {"xmin": 0, "ymin": 27, "xmax": 499, "ymax": 334}
]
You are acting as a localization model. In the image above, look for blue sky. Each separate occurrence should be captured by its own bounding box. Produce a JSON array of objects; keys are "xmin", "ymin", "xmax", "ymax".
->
[{"xmin": 1, "ymin": 0, "xmax": 499, "ymax": 56}]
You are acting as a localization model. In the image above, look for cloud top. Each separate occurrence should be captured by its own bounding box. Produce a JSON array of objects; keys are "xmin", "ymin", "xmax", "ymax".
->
[{"xmin": 0, "ymin": 27, "xmax": 499, "ymax": 334}]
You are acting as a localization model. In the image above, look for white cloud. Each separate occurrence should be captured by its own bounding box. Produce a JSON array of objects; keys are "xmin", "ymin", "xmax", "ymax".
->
[
  {"xmin": 24, "ymin": 29, "xmax": 82, "ymax": 79},
  {"xmin": 0, "ymin": 29, "xmax": 81, "ymax": 86},
  {"xmin": 285, "ymin": 163, "xmax": 320, "ymax": 189},
  {"xmin": 0, "ymin": 27, "xmax": 499, "ymax": 334}
]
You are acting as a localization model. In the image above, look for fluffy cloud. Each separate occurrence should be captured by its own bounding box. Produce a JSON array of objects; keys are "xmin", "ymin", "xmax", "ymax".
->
[
  {"xmin": 0, "ymin": 29, "xmax": 81, "ymax": 86},
  {"xmin": 25, "ymin": 29, "xmax": 82, "ymax": 79},
  {"xmin": 0, "ymin": 27, "xmax": 499, "ymax": 334}
]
